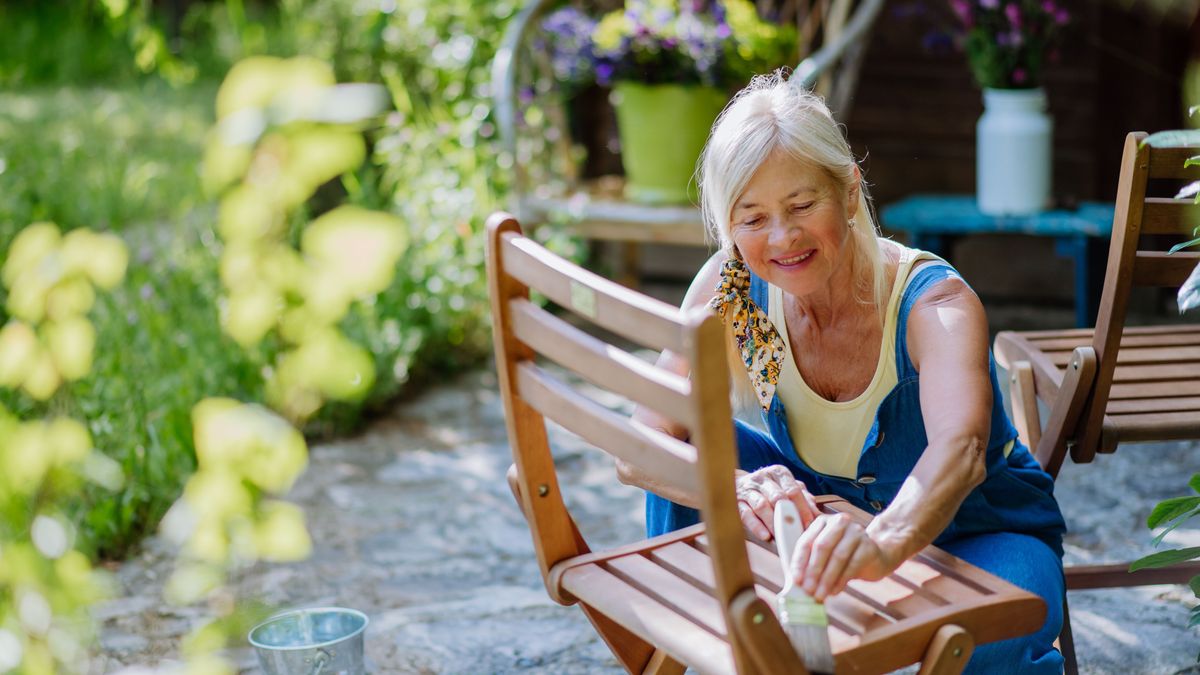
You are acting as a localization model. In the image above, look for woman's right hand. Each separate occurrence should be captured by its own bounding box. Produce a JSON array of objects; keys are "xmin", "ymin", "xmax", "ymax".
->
[{"xmin": 735, "ymin": 465, "xmax": 820, "ymax": 541}]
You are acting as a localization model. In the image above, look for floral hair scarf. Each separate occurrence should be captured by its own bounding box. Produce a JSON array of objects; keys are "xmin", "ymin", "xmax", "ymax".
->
[{"xmin": 706, "ymin": 254, "xmax": 787, "ymax": 411}]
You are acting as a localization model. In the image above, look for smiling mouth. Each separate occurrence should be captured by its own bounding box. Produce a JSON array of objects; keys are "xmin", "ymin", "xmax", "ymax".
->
[{"xmin": 774, "ymin": 250, "xmax": 815, "ymax": 265}]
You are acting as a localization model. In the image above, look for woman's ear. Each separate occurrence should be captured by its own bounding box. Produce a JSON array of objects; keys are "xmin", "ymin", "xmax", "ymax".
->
[{"xmin": 847, "ymin": 165, "xmax": 862, "ymax": 219}]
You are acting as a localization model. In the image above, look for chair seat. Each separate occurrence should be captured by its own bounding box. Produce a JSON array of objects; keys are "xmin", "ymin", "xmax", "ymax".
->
[
  {"xmin": 995, "ymin": 324, "xmax": 1200, "ymax": 452},
  {"xmin": 548, "ymin": 497, "xmax": 1045, "ymax": 675}
]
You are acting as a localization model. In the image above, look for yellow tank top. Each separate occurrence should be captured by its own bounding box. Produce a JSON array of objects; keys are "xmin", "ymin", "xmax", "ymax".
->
[{"xmin": 767, "ymin": 247, "xmax": 935, "ymax": 478}]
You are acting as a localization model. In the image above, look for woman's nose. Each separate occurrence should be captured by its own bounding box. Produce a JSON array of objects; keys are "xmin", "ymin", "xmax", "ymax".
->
[{"xmin": 767, "ymin": 217, "xmax": 797, "ymax": 247}]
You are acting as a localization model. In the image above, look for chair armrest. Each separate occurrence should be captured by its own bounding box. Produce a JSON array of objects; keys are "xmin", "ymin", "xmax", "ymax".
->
[{"xmin": 1034, "ymin": 346, "xmax": 1097, "ymax": 476}]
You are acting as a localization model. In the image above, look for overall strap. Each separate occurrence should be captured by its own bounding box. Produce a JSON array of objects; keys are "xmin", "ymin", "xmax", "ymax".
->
[
  {"xmin": 895, "ymin": 261, "xmax": 961, "ymax": 380},
  {"xmin": 749, "ymin": 268, "xmax": 769, "ymax": 309}
]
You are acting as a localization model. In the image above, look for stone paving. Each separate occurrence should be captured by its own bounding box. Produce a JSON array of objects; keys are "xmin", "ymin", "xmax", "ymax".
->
[{"xmin": 92, "ymin": 365, "xmax": 1200, "ymax": 674}]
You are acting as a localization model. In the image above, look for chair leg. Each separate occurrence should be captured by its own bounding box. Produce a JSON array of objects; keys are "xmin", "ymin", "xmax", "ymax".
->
[
  {"xmin": 580, "ymin": 604, "xmax": 659, "ymax": 674},
  {"xmin": 916, "ymin": 624, "xmax": 974, "ymax": 675},
  {"xmin": 641, "ymin": 648, "xmax": 686, "ymax": 675},
  {"xmin": 1060, "ymin": 596, "xmax": 1079, "ymax": 675},
  {"xmin": 1010, "ymin": 361, "xmax": 1042, "ymax": 451}
]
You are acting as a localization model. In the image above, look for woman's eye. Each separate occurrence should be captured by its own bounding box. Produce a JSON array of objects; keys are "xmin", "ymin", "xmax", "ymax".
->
[
  {"xmin": 791, "ymin": 202, "xmax": 815, "ymax": 213},
  {"xmin": 739, "ymin": 217, "xmax": 763, "ymax": 228}
]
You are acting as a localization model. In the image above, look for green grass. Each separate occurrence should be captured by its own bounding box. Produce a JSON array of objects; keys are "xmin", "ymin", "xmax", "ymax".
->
[{"xmin": 0, "ymin": 84, "xmax": 214, "ymax": 239}]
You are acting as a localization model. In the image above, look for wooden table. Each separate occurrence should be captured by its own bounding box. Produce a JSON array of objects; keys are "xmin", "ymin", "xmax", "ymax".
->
[{"xmin": 880, "ymin": 194, "xmax": 1115, "ymax": 327}]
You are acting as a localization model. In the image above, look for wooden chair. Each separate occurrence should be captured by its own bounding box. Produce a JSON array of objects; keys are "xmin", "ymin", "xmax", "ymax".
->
[
  {"xmin": 491, "ymin": 0, "xmax": 886, "ymax": 281},
  {"xmin": 994, "ymin": 131, "xmax": 1200, "ymax": 674},
  {"xmin": 488, "ymin": 211, "xmax": 1047, "ymax": 674}
]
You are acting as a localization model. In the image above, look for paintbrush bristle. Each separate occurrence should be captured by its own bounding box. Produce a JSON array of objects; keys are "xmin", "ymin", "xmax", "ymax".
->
[{"xmin": 778, "ymin": 592, "xmax": 835, "ymax": 673}]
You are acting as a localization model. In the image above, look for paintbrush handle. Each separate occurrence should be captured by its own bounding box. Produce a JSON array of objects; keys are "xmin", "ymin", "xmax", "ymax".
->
[{"xmin": 773, "ymin": 500, "xmax": 804, "ymax": 587}]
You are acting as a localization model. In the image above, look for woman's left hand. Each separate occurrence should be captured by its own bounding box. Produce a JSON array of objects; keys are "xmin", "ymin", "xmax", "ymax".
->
[{"xmin": 787, "ymin": 513, "xmax": 902, "ymax": 602}]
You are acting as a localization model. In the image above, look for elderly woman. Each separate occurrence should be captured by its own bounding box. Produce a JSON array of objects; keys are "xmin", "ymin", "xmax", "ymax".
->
[{"xmin": 619, "ymin": 72, "xmax": 1067, "ymax": 673}]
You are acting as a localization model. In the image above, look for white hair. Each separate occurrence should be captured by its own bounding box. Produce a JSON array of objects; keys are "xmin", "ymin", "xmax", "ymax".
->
[{"xmin": 696, "ymin": 70, "xmax": 888, "ymax": 319}]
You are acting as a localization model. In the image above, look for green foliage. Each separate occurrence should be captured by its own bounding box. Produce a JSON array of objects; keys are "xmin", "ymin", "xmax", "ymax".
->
[
  {"xmin": 0, "ymin": 222, "xmax": 130, "ymax": 674},
  {"xmin": 1131, "ymin": 472, "xmax": 1200, "ymax": 660},
  {"xmin": 1143, "ymin": 128, "xmax": 1200, "ymax": 311},
  {"xmin": 0, "ymin": 0, "xmax": 530, "ymax": 564}
]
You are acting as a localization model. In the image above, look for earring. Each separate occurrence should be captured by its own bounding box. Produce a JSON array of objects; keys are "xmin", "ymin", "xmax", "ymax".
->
[{"xmin": 848, "ymin": 218, "xmax": 857, "ymax": 229}]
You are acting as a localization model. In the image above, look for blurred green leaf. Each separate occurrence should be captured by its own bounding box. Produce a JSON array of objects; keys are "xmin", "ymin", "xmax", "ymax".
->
[{"xmin": 1130, "ymin": 546, "xmax": 1200, "ymax": 572}]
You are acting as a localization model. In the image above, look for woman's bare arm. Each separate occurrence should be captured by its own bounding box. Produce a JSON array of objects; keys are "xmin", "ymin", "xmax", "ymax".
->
[
  {"xmin": 864, "ymin": 274, "xmax": 991, "ymax": 563},
  {"xmin": 789, "ymin": 273, "xmax": 994, "ymax": 600}
]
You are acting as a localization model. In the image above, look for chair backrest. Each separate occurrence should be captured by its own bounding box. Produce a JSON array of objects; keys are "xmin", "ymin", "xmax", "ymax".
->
[
  {"xmin": 1076, "ymin": 131, "xmax": 1200, "ymax": 457},
  {"xmin": 485, "ymin": 212, "xmax": 761, "ymax": 670}
]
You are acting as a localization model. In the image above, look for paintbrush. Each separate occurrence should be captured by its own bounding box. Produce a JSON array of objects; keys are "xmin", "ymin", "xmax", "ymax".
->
[{"xmin": 774, "ymin": 500, "xmax": 835, "ymax": 673}]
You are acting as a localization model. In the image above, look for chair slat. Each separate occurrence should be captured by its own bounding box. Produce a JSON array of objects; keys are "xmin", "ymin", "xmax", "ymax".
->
[
  {"xmin": 1141, "ymin": 197, "xmax": 1196, "ymax": 236},
  {"xmin": 1113, "ymin": 363, "xmax": 1200, "ymax": 383},
  {"xmin": 1132, "ymin": 251, "xmax": 1200, "ymax": 287},
  {"xmin": 605, "ymin": 554, "xmax": 727, "ymax": 635},
  {"xmin": 1107, "ymin": 396, "xmax": 1200, "ymax": 414},
  {"xmin": 743, "ymin": 538, "xmax": 885, "ymax": 633},
  {"xmin": 1022, "ymin": 325, "xmax": 1200, "ymax": 340},
  {"xmin": 648, "ymin": 541, "xmax": 720, "ymax": 588},
  {"xmin": 500, "ymin": 233, "xmax": 687, "ymax": 352},
  {"xmin": 1049, "ymin": 345, "xmax": 1200, "ymax": 367},
  {"xmin": 1030, "ymin": 332, "xmax": 1200, "ymax": 351},
  {"xmin": 1110, "ymin": 410, "xmax": 1200, "ymax": 443},
  {"xmin": 515, "ymin": 363, "xmax": 700, "ymax": 495},
  {"xmin": 1111, "ymin": 380, "xmax": 1200, "ymax": 399},
  {"xmin": 509, "ymin": 298, "xmax": 696, "ymax": 428},
  {"xmin": 1148, "ymin": 145, "xmax": 1200, "ymax": 180},
  {"xmin": 557, "ymin": 564, "xmax": 737, "ymax": 674}
]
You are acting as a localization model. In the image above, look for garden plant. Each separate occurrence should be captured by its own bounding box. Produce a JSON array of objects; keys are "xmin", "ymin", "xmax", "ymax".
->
[{"xmin": 0, "ymin": 0, "xmax": 540, "ymax": 669}]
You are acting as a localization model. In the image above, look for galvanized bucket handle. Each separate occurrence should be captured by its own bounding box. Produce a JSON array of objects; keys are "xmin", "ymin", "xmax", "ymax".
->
[{"xmin": 308, "ymin": 648, "xmax": 332, "ymax": 675}]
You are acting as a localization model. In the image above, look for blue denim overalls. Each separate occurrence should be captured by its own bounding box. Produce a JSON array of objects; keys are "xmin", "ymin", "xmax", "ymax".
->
[{"xmin": 646, "ymin": 260, "xmax": 1067, "ymax": 674}]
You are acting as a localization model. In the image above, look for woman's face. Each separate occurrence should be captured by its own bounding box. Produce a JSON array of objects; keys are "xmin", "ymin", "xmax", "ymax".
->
[{"xmin": 728, "ymin": 149, "xmax": 858, "ymax": 299}]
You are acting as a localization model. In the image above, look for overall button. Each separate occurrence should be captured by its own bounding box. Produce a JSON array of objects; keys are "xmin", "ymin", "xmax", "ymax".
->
[
  {"xmin": 869, "ymin": 500, "xmax": 884, "ymax": 512},
  {"xmin": 872, "ymin": 432, "xmax": 886, "ymax": 449},
  {"xmin": 857, "ymin": 474, "xmax": 877, "ymax": 485}
]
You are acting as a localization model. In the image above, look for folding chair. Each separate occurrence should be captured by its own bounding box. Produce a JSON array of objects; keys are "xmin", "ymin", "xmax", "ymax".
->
[
  {"xmin": 488, "ymin": 212, "xmax": 1047, "ymax": 674},
  {"xmin": 994, "ymin": 131, "xmax": 1200, "ymax": 674}
]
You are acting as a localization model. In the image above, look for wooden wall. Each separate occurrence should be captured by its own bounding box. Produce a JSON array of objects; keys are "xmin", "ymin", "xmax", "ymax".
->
[{"xmin": 846, "ymin": 0, "xmax": 1191, "ymax": 208}]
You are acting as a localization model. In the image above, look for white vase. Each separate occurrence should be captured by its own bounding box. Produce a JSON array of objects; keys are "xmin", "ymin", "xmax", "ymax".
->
[{"xmin": 976, "ymin": 88, "xmax": 1053, "ymax": 216}]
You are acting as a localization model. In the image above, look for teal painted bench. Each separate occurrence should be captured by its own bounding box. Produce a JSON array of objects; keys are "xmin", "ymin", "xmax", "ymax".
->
[{"xmin": 879, "ymin": 194, "xmax": 1115, "ymax": 327}]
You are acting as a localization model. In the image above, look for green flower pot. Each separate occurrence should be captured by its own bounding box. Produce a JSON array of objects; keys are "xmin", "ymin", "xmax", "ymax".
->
[{"xmin": 612, "ymin": 82, "xmax": 728, "ymax": 205}]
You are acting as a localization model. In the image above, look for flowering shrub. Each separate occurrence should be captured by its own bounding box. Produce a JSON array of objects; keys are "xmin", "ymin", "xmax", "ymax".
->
[
  {"xmin": 152, "ymin": 55, "xmax": 401, "ymax": 673},
  {"xmin": 0, "ymin": 222, "xmax": 127, "ymax": 674},
  {"xmin": 949, "ymin": 0, "xmax": 1070, "ymax": 89},
  {"xmin": 542, "ymin": 0, "xmax": 798, "ymax": 88}
]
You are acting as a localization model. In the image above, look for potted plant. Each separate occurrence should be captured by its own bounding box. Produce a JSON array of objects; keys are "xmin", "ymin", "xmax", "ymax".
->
[
  {"xmin": 949, "ymin": 0, "xmax": 1070, "ymax": 215},
  {"xmin": 542, "ymin": 1, "xmax": 798, "ymax": 205}
]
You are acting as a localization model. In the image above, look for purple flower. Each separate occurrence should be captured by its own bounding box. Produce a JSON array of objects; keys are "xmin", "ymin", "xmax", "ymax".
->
[
  {"xmin": 979, "ymin": 0, "xmax": 999, "ymax": 9},
  {"xmin": 715, "ymin": 22, "xmax": 731, "ymax": 39},
  {"xmin": 1054, "ymin": 9, "xmax": 1069, "ymax": 25},
  {"xmin": 1012, "ymin": 67, "xmax": 1028, "ymax": 84},
  {"xmin": 950, "ymin": 0, "xmax": 971, "ymax": 24},
  {"xmin": 1004, "ymin": 3, "xmax": 1021, "ymax": 28},
  {"xmin": 596, "ymin": 62, "xmax": 615, "ymax": 86}
]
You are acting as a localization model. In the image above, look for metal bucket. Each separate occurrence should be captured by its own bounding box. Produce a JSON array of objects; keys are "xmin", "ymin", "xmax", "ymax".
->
[{"xmin": 248, "ymin": 607, "xmax": 368, "ymax": 675}]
